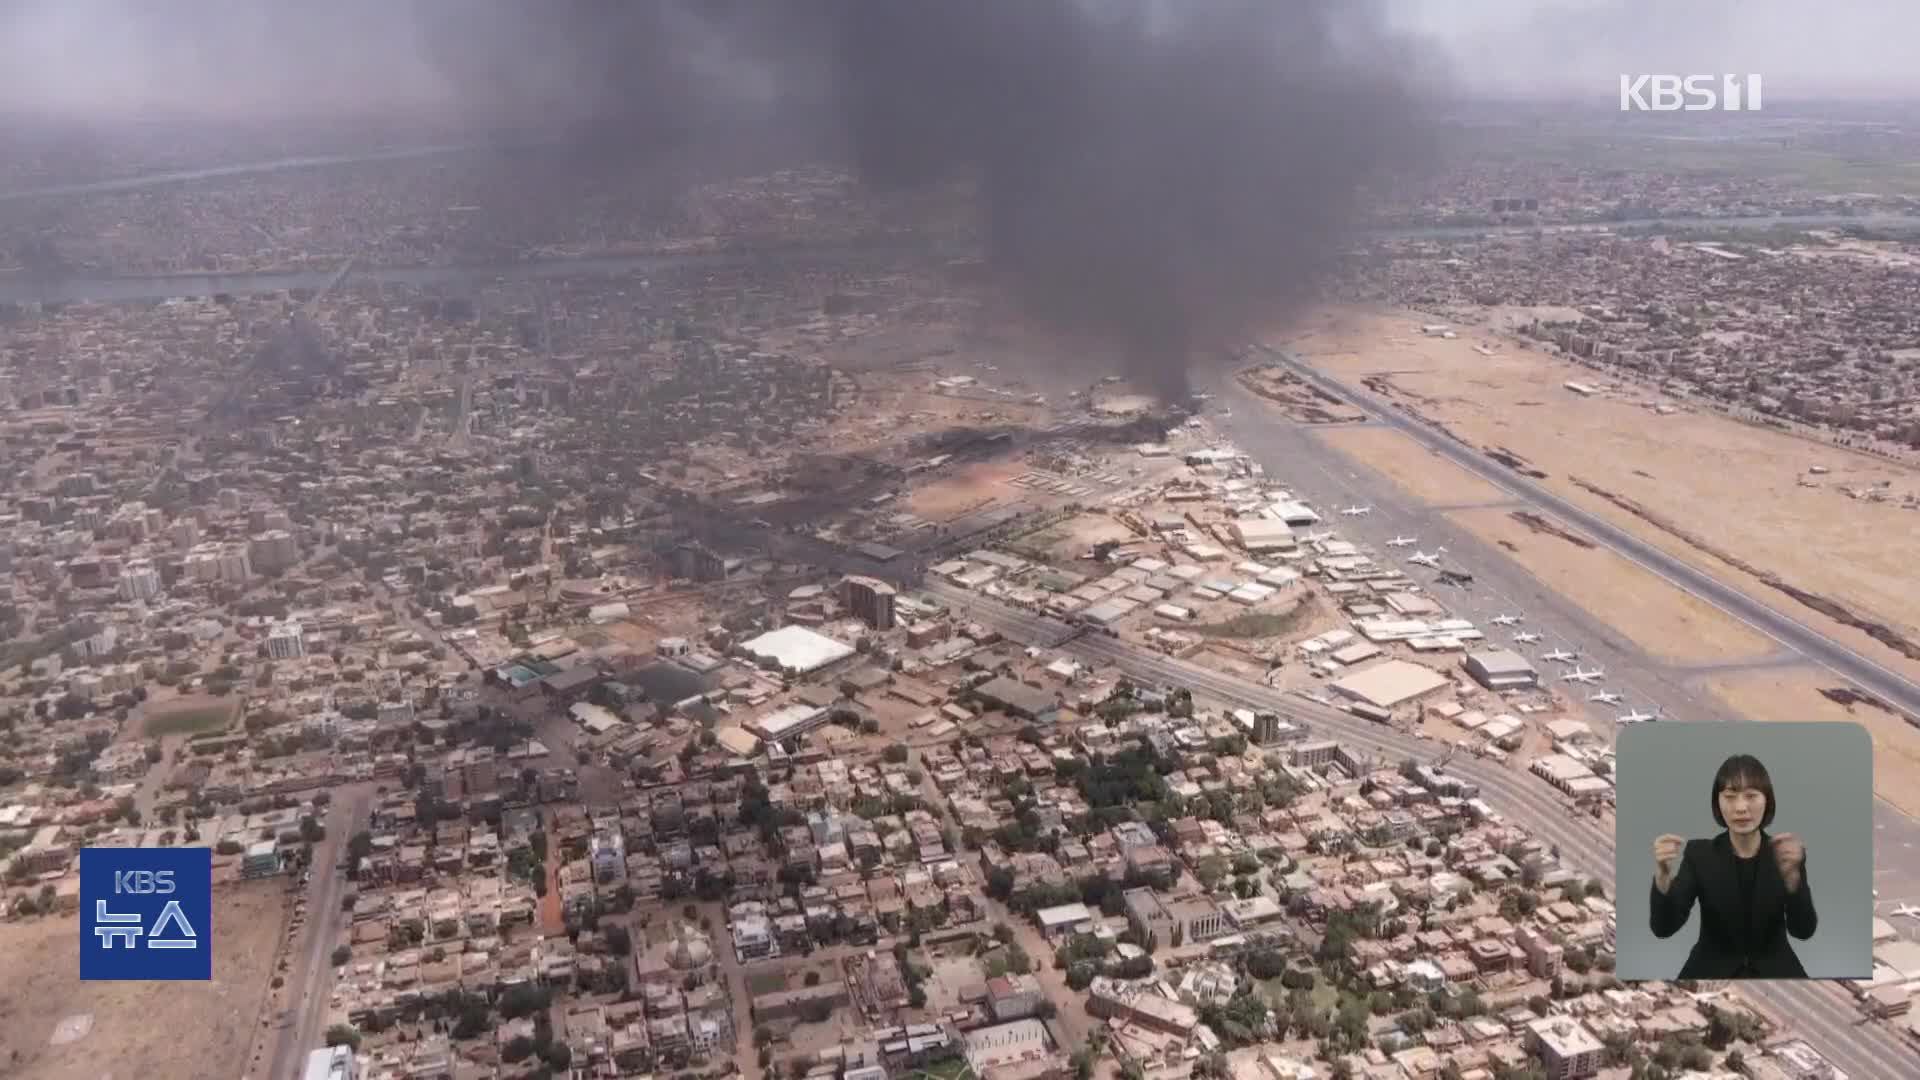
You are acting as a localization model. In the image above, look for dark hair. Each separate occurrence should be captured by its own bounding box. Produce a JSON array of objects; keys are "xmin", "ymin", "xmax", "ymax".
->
[{"xmin": 1711, "ymin": 754, "xmax": 1776, "ymax": 829}]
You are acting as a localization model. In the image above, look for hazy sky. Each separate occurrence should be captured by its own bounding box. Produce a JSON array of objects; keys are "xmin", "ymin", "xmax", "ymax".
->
[
  {"xmin": 0, "ymin": 0, "xmax": 1915, "ymax": 120},
  {"xmin": 1384, "ymin": 0, "xmax": 1920, "ymax": 101}
]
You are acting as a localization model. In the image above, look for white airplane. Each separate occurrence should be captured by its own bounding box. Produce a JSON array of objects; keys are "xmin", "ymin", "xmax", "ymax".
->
[
  {"xmin": 1562, "ymin": 668, "xmax": 1605, "ymax": 684},
  {"xmin": 1386, "ymin": 536, "xmax": 1418, "ymax": 548},
  {"xmin": 1303, "ymin": 530, "xmax": 1335, "ymax": 543},
  {"xmin": 1512, "ymin": 631, "xmax": 1541, "ymax": 644},
  {"xmin": 1489, "ymin": 614, "xmax": 1523, "ymax": 627},
  {"xmin": 1890, "ymin": 902, "xmax": 1920, "ymax": 919},
  {"xmin": 1588, "ymin": 691, "xmax": 1623, "ymax": 705},
  {"xmin": 1618, "ymin": 707, "xmax": 1658, "ymax": 724},
  {"xmin": 1541, "ymin": 647, "xmax": 1578, "ymax": 665},
  {"xmin": 1407, "ymin": 551, "xmax": 1441, "ymax": 568},
  {"xmin": 1340, "ymin": 505, "xmax": 1372, "ymax": 517}
]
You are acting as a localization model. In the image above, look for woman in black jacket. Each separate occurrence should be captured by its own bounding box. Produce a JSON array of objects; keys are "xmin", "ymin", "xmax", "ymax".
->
[{"xmin": 1649, "ymin": 753, "xmax": 1816, "ymax": 979}]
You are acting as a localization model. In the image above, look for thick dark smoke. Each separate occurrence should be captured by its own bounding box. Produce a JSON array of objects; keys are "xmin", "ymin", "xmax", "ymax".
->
[
  {"xmin": 819, "ymin": 1, "xmax": 1438, "ymax": 399},
  {"xmin": 405, "ymin": 1, "xmax": 1439, "ymax": 400},
  {"xmin": 5, "ymin": 1, "xmax": 1437, "ymax": 399}
]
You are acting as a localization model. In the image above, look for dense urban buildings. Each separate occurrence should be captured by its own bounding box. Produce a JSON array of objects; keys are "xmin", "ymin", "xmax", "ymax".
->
[{"xmin": 3, "ymin": 67, "xmax": 1920, "ymax": 1080}]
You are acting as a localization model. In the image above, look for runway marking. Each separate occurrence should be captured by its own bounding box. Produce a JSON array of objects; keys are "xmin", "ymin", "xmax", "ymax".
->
[
  {"xmin": 1266, "ymin": 351, "xmax": 1920, "ymax": 712},
  {"xmin": 1668, "ymin": 653, "xmax": 1807, "ymax": 676}
]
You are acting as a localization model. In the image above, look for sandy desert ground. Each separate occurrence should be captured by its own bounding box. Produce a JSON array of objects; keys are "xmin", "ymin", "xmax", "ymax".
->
[
  {"xmin": 1314, "ymin": 425, "xmax": 1513, "ymax": 508},
  {"xmin": 1443, "ymin": 507, "xmax": 1777, "ymax": 666},
  {"xmin": 1708, "ymin": 668, "xmax": 1920, "ymax": 818},
  {"xmin": 1274, "ymin": 305, "xmax": 1920, "ymax": 687},
  {"xmin": 904, "ymin": 460, "xmax": 1030, "ymax": 520},
  {"xmin": 0, "ymin": 880, "xmax": 287, "ymax": 1080}
]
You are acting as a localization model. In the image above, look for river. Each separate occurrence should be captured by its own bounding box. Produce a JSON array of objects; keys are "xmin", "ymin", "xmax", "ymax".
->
[
  {"xmin": 0, "ymin": 143, "xmax": 486, "ymax": 204},
  {"xmin": 2, "ymin": 219, "xmax": 1917, "ymax": 307}
]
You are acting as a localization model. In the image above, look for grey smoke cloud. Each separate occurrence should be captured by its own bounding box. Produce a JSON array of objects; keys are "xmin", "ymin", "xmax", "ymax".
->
[
  {"xmin": 3, "ymin": 0, "xmax": 1914, "ymax": 119},
  {"xmin": 1383, "ymin": 0, "xmax": 1920, "ymax": 101},
  {"xmin": 2, "ymin": 1, "xmax": 1448, "ymax": 400},
  {"xmin": 817, "ymin": 0, "xmax": 1440, "ymax": 398}
]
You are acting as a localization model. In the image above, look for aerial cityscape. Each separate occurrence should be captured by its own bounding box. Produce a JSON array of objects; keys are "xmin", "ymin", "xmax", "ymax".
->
[{"xmin": 3, "ymin": 3, "xmax": 1920, "ymax": 1080}]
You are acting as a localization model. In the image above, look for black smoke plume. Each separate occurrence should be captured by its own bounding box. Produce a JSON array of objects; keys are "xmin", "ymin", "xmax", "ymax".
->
[
  {"xmin": 416, "ymin": 0, "xmax": 1440, "ymax": 399},
  {"xmin": 818, "ymin": 1, "xmax": 1439, "ymax": 399}
]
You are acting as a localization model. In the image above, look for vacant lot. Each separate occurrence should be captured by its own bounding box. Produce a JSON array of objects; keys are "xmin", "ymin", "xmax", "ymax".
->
[
  {"xmin": 0, "ymin": 880, "xmax": 286, "ymax": 1080},
  {"xmin": 1014, "ymin": 511, "xmax": 1139, "ymax": 563},
  {"xmin": 1446, "ymin": 507, "xmax": 1776, "ymax": 666},
  {"xmin": 1277, "ymin": 304, "xmax": 1920, "ymax": 685},
  {"xmin": 1313, "ymin": 424, "xmax": 1512, "ymax": 508},
  {"xmin": 137, "ymin": 695, "xmax": 238, "ymax": 738},
  {"xmin": 904, "ymin": 460, "xmax": 1027, "ymax": 520},
  {"xmin": 1708, "ymin": 668, "xmax": 1920, "ymax": 817}
]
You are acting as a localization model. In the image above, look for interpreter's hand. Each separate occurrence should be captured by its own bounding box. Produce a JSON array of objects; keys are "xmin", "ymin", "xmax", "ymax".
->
[
  {"xmin": 1773, "ymin": 833, "xmax": 1805, "ymax": 891},
  {"xmin": 1653, "ymin": 833, "xmax": 1686, "ymax": 893}
]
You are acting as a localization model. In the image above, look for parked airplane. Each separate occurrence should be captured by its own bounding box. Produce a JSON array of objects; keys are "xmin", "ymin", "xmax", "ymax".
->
[
  {"xmin": 1407, "ymin": 551, "xmax": 1441, "ymax": 568},
  {"xmin": 1386, "ymin": 536, "xmax": 1418, "ymax": 548},
  {"xmin": 1541, "ymin": 647, "xmax": 1579, "ymax": 664},
  {"xmin": 1562, "ymin": 668, "xmax": 1605, "ymax": 684},
  {"xmin": 1511, "ymin": 631, "xmax": 1541, "ymax": 644},
  {"xmin": 1891, "ymin": 902, "xmax": 1920, "ymax": 919},
  {"xmin": 1340, "ymin": 505, "xmax": 1372, "ymax": 517},
  {"xmin": 1588, "ymin": 691, "xmax": 1622, "ymax": 705},
  {"xmin": 1618, "ymin": 707, "xmax": 1658, "ymax": 724},
  {"xmin": 1489, "ymin": 614, "xmax": 1523, "ymax": 627}
]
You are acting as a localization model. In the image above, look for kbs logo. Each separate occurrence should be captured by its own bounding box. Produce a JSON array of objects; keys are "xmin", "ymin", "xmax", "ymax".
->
[
  {"xmin": 114, "ymin": 870, "xmax": 175, "ymax": 893},
  {"xmin": 80, "ymin": 847, "xmax": 212, "ymax": 981},
  {"xmin": 1620, "ymin": 74, "xmax": 1762, "ymax": 112}
]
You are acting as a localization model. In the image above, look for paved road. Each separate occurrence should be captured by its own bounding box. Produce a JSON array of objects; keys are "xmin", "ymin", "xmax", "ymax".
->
[
  {"xmin": 924, "ymin": 581, "xmax": 1916, "ymax": 1079},
  {"xmin": 1204, "ymin": 375, "xmax": 1920, "ymax": 934},
  {"xmin": 1252, "ymin": 348, "xmax": 1920, "ymax": 721},
  {"xmin": 267, "ymin": 789, "xmax": 371, "ymax": 1080},
  {"xmin": 1205, "ymin": 380, "xmax": 1728, "ymax": 730}
]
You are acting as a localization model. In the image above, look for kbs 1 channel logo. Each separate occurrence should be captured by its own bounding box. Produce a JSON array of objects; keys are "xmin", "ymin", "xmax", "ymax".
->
[
  {"xmin": 80, "ymin": 847, "xmax": 212, "ymax": 981},
  {"xmin": 1620, "ymin": 74, "xmax": 1763, "ymax": 112}
]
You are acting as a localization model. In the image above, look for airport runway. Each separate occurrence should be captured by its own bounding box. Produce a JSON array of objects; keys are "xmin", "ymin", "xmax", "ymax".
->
[
  {"xmin": 1251, "ymin": 347, "xmax": 1920, "ymax": 722},
  {"xmin": 1209, "ymin": 366, "xmax": 1920, "ymax": 923},
  {"xmin": 1205, "ymin": 378, "xmax": 1740, "ymax": 732},
  {"xmin": 924, "ymin": 580, "xmax": 1917, "ymax": 1079}
]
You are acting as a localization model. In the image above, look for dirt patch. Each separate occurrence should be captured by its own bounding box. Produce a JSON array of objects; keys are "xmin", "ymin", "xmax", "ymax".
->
[
  {"xmin": 1194, "ymin": 596, "xmax": 1318, "ymax": 640},
  {"xmin": 1018, "ymin": 512, "xmax": 1140, "ymax": 564},
  {"xmin": 0, "ymin": 880, "xmax": 287, "ymax": 1080},
  {"xmin": 1278, "ymin": 303, "xmax": 1920, "ymax": 685},
  {"xmin": 1236, "ymin": 366, "xmax": 1366, "ymax": 424},
  {"xmin": 134, "ymin": 695, "xmax": 238, "ymax": 739},
  {"xmin": 1447, "ymin": 507, "xmax": 1775, "ymax": 666},
  {"xmin": 1820, "ymin": 686, "xmax": 1901, "ymax": 715},
  {"xmin": 1486, "ymin": 446, "xmax": 1549, "ymax": 479},
  {"xmin": 904, "ymin": 460, "xmax": 1029, "ymax": 520},
  {"xmin": 1509, "ymin": 511, "xmax": 1596, "ymax": 550},
  {"xmin": 1708, "ymin": 669, "xmax": 1920, "ymax": 817},
  {"xmin": 1313, "ymin": 425, "xmax": 1511, "ymax": 507},
  {"xmin": 1569, "ymin": 476, "xmax": 1920, "ymax": 664}
]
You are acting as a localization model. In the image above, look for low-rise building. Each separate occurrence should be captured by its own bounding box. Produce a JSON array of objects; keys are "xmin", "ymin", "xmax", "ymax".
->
[{"xmin": 1528, "ymin": 1016, "xmax": 1603, "ymax": 1080}]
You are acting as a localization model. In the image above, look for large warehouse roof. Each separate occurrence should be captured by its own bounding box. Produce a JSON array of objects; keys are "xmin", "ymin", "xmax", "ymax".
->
[
  {"xmin": 974, "ymin": 675, "xmax": 1060, "ymax": 719},
  {"xmin": 1329, "ymin": 659, "xmax": 1453, "ymax": 710},
  {"xmin": 741, "ymin": 626, "xmax": 857, "ymax": 674}
]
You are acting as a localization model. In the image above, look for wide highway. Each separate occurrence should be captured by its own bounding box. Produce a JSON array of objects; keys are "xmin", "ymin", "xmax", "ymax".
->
[
  {"xmin": 1252, "ymin": 348, "xmax": 1920, "ymax": 721},
  {"xmin": 923, "ymin": 579, "xmax": 1914, "ymax": 1079},
  {"xmin": 267, "ymin": 789, "xmax": 371, "ymax": 1080}
]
